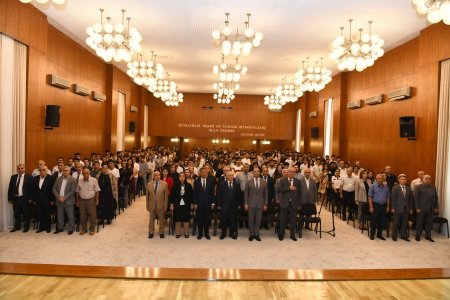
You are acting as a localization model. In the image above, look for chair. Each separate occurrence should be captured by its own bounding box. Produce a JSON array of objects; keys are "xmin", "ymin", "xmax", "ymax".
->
[
  {"xmin": 433, "ymin": 216, "xmax": 449, "ymax": 238},
  {"xmin": 298, "ymin": 203, "xmax": 321, "ymax": 238},
  {"xmin": 347, "ymin": 202, "xmax": 358, "ymax": 228},
  {"xmin": 96, "ymin": 207, "xmax": 104, "ymax": 233},
  {"xmin": 360, "ymin": 202, "xmax": 371, "ymax": 236}
]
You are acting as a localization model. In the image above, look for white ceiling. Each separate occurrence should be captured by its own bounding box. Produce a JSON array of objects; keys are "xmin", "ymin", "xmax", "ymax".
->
[{"xmin": 34, "ymin": 0, "xmax": 430, "ymax": 96}]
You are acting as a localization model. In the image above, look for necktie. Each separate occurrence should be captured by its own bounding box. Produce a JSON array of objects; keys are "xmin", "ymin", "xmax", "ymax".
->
[
  {"xmin": 289, "ymin": 179, "xmax": 292, "ymax": 186},
  {"xmin": 402, "ymin": 186, "xmax": 406, "ymax": 197},
  {"xmin": 154, "ymin": 181, "xmax": 158, "ymax": 193},
  {"xmin": 202, "ymin": 179, "xmax": 206, "ymax": 190},
  {"xmin": 15, "ymin": 175, "xmax": 22, "ymax": 195},
  {"xmin": 229, "ymin": 181, "xmax": 232, "ymax": 189},
  {"xmin": 256, "ymin": 178, "xmax": 259, "ymax": 189}
]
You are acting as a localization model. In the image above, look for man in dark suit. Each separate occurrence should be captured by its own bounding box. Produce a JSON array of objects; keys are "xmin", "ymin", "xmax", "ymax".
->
[
  {"xmin": 216, "ymin": 170, "xmax": 240, "ymax": 239},
  {"xmin": 390, "ymin": 174, "xmax": 413, "ymax": 241},
  {"xmin": 32, "ymin": 166, "xmax": 55, "ymax": 233},
  {"xmin": 245, "ymin": 167, "xmax": 268, "ymax": 241},
  {"xmin": 277, "ymin": 167, "xmax": 302, "ymax": 241},
  {"xmin": 414, "ymin": 174, "xmax": 439, "ymax": 242},
  {"xmin": 8, "ymin": 164, "xmax": 33, "ymax": 232},
  {"xmin": 193, "ymin": 166, "xmax": 216, "ymax": 239},
  {"xmin": 298, "ymin": 168, "xmax": 318, "ymax": 238},
  {"xmin": 261, "ymin": 166, "xmax": 276, "ymax": 229},
  {"xmin": 52, "ymin": 166, "xmax": 77, "ymax": 234}
]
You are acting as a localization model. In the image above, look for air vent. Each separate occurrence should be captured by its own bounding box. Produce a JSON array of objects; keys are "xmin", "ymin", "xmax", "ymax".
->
[
  {"xmin": 308, "ymin": 111, "xmax": 318, "ymax": 118},
  {"xmin": 48, "ymin": 74, "xmax": 70, "ymax": 89},
  {"xmin": 347, "ymin": 100, "xmax": 362, "ymax": 109},
  {"xmin": 92, "ymin": 91, "xmax": 106, "ymax": 102},
  {"xmin": 364, "ymin": 94, "xmax": 383, "ymax": 105},
  {"xmin": 73, "ymin": 84, "xmax": 90, "ymax": 96},
  {"xmin": 388, "ymin": 87, "xmax": 411, "ymax": 101}
]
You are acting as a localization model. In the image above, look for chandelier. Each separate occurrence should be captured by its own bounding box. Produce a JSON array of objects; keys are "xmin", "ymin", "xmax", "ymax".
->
[
  {"xmin": 152, "ymin": 76, "xmax": 184, "ymax": 106},
  {"xmin": 126, "ymin": 52, "xmax": 165, "ymax": 90},
  {"xmin": 412, "ymin": 0, "xmax": 450, "ymax": 24},
  {"xmin": 213, "ymin": 81, "xmax": 239, "ymax": 104},
  {"xmin": 213, "ymin": 57, "xmax": 248, "ymax": 83},
  {"xmin": 275, "ymin": 77, "xmax": 303, "ymax": 103},
  {"xmin": 212, "ymin": 13, "xmax": 263, "ymax": 57},
  {"xmin": 264, "ymin": 94, "xmax": 286, "ymax": 110},
  {"xmin": 295, "ymin": 57, "xmax": 332, "ymax": 92},
  {"xmin": 86, "ymin": 9, "xmax": 142, "ymax": 63},
  {"xmin": 329, "ymin": 19, "xmax": 384, "ymax": 72},
  {"xmin": 19, "ymin": 0, "xmax": 66, "ymax": 3}
]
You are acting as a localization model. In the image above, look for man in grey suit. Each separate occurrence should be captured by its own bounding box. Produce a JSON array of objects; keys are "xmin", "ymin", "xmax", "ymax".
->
[
  {"xmin": 52, "ymin": 166, "xmax": 77, "ymax": 234},
  {"xmin": 277, "ymin": 167, "xmax": 302, "ymax": 241},
  {"xmin": 244, "ymin": 167, "xmax": 267, "ymax": 241},
  {"xmin": 414, "ymin": 174, "xmax": 439, "ymax": 242},
  {"xmin": 298, "ymin": 168, "xmax": 318, "ymax": 237},
  {"xmin": 146, "ymin": 171, "xmax": 168, "ymax": 239},
  {"xmin": 391, "ymin": 174, "xmax": 413, "ymax": 241}
]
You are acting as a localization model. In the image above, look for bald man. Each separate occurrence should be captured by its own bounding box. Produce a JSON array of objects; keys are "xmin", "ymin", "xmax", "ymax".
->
[
  {"xmin": 414, "ymin": 175, "xmax": 439, "ymax": 242},
  {"xmin": 32, "ymin": 160, "xmax": 52, "ymax": 177}
]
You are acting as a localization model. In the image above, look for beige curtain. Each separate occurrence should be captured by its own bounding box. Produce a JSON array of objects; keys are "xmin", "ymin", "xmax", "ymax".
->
[
  {"xmin": 0, "ymin": 34, "xmax": 27, "ymax": 231},
  {"xmin": 435, "ymin": 59, "xmax": 450, "ymax": 236}
]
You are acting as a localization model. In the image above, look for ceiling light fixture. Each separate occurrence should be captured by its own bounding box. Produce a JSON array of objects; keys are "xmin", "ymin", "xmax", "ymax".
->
[
  {"xmin": 126, "ymin": 51, "xmax": 165, "ymax": 90},
  {"xmin": 213, "ymin": 81, "xmax": 239, "ymax": 104},
  {"xmin": 329, "ymin": 19, "xmax": 384, "ymax": 72},
  {"xmin": 295, "ymin": 57, "xmax": 332, "ymax": 92},
  {"xmin": 212, "ymin": 13, "xmax": 263, "ymax": 57},
  {"xmin": 86, "ymin": 8, "xmax": 142, "ymax": 63},
  {"xmin": 213, "ymin": 57, "xmax": 248, "ymax": 83},
  {"xmin": 412, "ymin": 0, "xmax": 450, "ymax": 24}
]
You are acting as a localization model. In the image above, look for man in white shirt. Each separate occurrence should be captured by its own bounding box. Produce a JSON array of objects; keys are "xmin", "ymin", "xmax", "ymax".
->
[
  {"xmin": 76, "ymin": 168, "xmax": 100, "ymax": 236},
  {"xmin": 341, "ymin": 167, "xmax": 358, "ymax": 221},
  {"xmin": 108, "ymin": 160, "xmax": 120, "ymax": 181},
  {"xmin": 410, "ymin": 170, "xmax": 425, "ymax": 192},
  {"xmin": 51, "ymin": 157, "xmax": 64, "ymax": 174}
]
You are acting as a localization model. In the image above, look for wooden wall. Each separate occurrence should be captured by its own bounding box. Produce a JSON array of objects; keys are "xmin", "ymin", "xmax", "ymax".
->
[{"xmin": 300, "ymin": 23, "xmax": 450, "ymax": 179}]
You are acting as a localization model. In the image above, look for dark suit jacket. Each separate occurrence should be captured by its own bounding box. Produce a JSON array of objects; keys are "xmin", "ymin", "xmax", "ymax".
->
[
  {"xmin": 169, "ymin": 182, "xmax": 193, "ymax": 208},
  {"xmin": 193, "ymin": 176, "xmax": 216, "ymax": 207},
  {"xmin": 414, "ymin": 183, "xmax": 439, "ymax": 211},
  {"xmin": 32, "ymin": 175, "xmax": 55, "ymax": 205},
  {"xmin": 277, "ymin": 177, "xmax": 302, "ymax": 209},
  {"xmin": 216, "ymin": 180, "xmax": 241, "ymax": 213},
  {"xmin": 391, "ymin": 185, "xmax": 413, "ymax": 212},
  {"xmin": 8, "ymin": 173, "xmax": 33, "ymax": 202},
  {"xmin": 300, "ymin": 178, "xmax": 318, "ymax": 204}
]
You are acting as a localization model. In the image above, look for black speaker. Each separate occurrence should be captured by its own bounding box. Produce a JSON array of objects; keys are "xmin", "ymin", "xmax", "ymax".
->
[
  {"xmin": 311, "ymin": 127, "xmax": 319, "ymax": 139},
  {"xmin": 399, "ymin": 116, "xmax": 415, "ymax": 138},
  {"xmin": 129, "ymin": 121, "xmax": 136, "ymax": 133},
  {"xmin": 45, "ymin": 105, "xmax": 60, "ymax": 127}
]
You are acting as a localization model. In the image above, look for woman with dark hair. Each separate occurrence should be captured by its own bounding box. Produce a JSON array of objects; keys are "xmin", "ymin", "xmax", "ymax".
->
[
  {"xmin": 126, "ymin": 158, "xmax": 136, "ymax": 205},
  {"xmin": 96, "ymin": 164, "xmax": 118, "ymax": 224},
  {"xmin": 170, "ymin": 173, "xmax": 193, "ymax": 238},
  {"xmin": 273, "ymin": 164, "xmax": 283, "ymax": 180},
  {"xmin": 161, "ymin": 168, "xmax": 174, "ymax": 213},
  {"xmin": 355, "ymin": 170, "xmax": 372, "ymax": 226},
  {"xmin": 118, "ymin": 160, "xmax": 131, "ymax": 210}
]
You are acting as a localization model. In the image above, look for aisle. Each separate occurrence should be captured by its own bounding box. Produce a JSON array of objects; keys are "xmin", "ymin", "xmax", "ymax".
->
[{"xmin": 0, "ymin": 196, "xmax": 449, "ymax": 270}]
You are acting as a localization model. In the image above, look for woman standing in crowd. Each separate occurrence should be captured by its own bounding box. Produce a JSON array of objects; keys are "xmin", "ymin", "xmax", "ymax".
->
[
  {"xmin": 355, "ymin": 170, "xmax": 372, "ymax": 227},
  {"xmin": 126, "ymin": 158, "xmax": 136, "ymax": 205},
  {"xmin": 170, "ymin": 173, "xmax": 193, "ymax": 238},
  {"xmin": 96, "ymin": 164, "xmax": 118, "ymax": 224},
  {"xmin": 118, "ymin": 160, "xmax": 131, "ymax": 210}
]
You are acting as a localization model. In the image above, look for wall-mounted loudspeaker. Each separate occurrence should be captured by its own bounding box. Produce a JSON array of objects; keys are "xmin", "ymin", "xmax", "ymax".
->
[
  {"xmin": 311, "ymin": 127, "xmax": 319, "ymax": 139},
  {"xmin": 45, "ymin": 105, "xmax": 60, "ymax": 128},
  {"xmin": 129, "ymin": 121, "xmax": 136, "ymax": 133},
  {"xmin": 399, "ymin": 116, "xmax": 415, "ymax": 139}
]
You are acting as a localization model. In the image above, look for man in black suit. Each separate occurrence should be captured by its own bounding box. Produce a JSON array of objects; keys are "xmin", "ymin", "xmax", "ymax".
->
[
  {"xmin": 216, "ymin": 170, "xmax": 240, "ymax": 239},
  {"xmin": 8, "ymin": 164, "xmax": 33, "ymax": 232},
  {"xmin": 414, "ymin": 174, "xmax": 439, "ymax": 242},
  {"xmin": 32, "ymin": 166, "xmax": 55, "ymax": 233},
  {"xmin": 390, "ymin": 174, "xmax": 413, "ymax": 241},
  {"xmin": 277, "ymin": 167, "xmax": 302, "ymax": 241},
  {"xmin": 261, "ymin": 166, "xmax": 276, "ymax": 229},
  {"xmin": 193, "ymin": 167, "xmax": 216, "ymax": 239}
]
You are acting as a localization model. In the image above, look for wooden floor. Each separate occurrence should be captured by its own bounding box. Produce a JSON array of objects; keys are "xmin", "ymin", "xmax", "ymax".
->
[{"xmin": 0, "ymin": 274, "xmax": 449, "ymax": 299}]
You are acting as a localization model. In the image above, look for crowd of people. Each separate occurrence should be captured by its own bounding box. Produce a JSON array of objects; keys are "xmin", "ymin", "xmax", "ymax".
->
[{"xmin": 7, "ymin": 146, "xmax": 440, "ymax": 242}]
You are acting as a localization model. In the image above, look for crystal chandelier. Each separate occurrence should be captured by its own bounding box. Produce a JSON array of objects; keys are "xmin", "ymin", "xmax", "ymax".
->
[
  {"xmin": 152, "ymin": 75, "xmax": 184, "ymax": 106},
  {"xmin": 213, "ymin": 57, "xmax": 248, "ymax": 83},
  {"xmin": 275, "ymin": 77, "xmax": 303, "ymax": 103},
  {"xmin": 295, "ymin": 57, "xmax": 332, "ymax": 92},
  {"xmin": 412, "ymin": 0, "xmax": 450, "ymax": 24},
  {"xmin": 19, "ymin": 0, "xmax": 66, "ymax": 4},
  {"xmin": 126, "ymin": 52, "xmax": 165, "ymax": 90},
  {"xmin": 329, "ymin": 19, "xmax": 384, "ymax": 72},
  {"xmin": 86, "ymin": 9, "xmax": 142, "ymax": 63},
  {"xmin": 264, "ymin": 94, "xmax": 286, "ymax": 110},
  {"xmin": 212, "ymin": 13, "xmax": 263, "ymax": 57},
  {"xmin": 213, "ymin": 81, "xmax": 239, "ymax": 104}
]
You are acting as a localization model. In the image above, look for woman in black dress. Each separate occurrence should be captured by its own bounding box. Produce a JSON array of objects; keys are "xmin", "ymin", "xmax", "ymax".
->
[
  {"xmin": 96, "ymin": 164, "xmax": 118, "ymax": 224},
  {"xmin": 118, "ymin": 160, "xmax": 131, "ymax": 210},
  {"xmin": 169, "ymin": 173, "xmax": 193, "ymax": 238}
]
